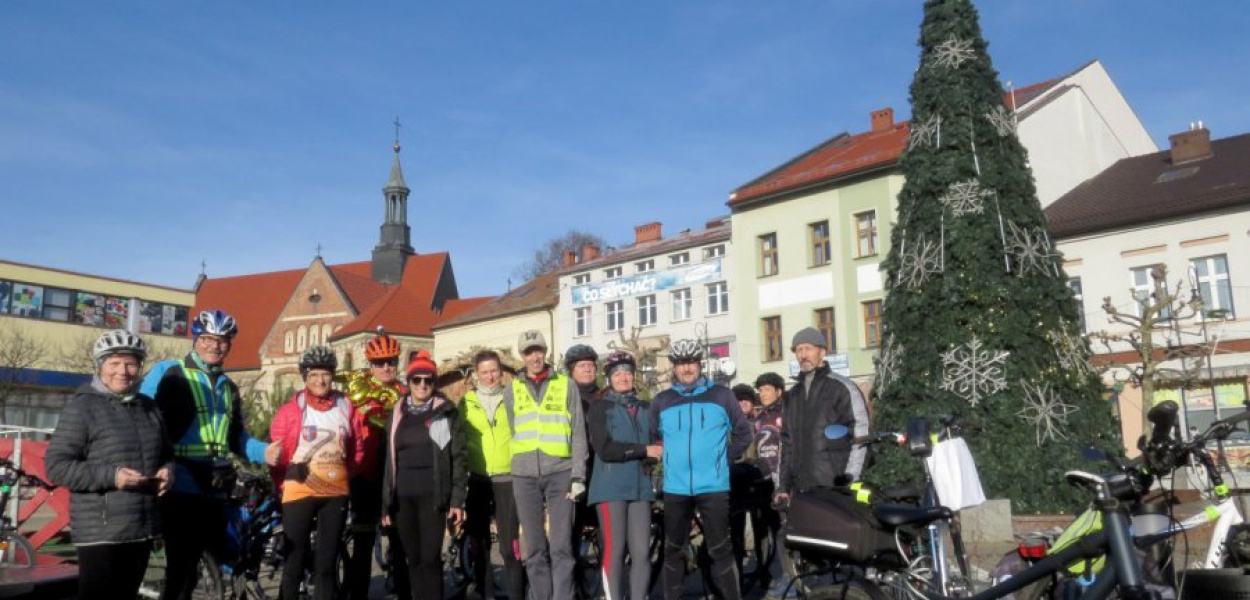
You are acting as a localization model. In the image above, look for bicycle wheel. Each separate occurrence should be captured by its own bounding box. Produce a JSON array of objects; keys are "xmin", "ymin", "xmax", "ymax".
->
[
  {"xmin": 0, "ymin": 533, "xmax": 36, "ymax": 568},
  {"xmin": 804, "ymin": 578, "xmax": 892, "ymax": 600},
  {"xmin": 193, "ymin": 552, "xmax": 226, "ymax": 600}
]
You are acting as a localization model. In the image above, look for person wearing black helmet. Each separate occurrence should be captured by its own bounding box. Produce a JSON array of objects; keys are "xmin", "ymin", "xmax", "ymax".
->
[
  {"xmin": 728, "ymin": 382, "xmax": 763, "ymax": 584},
  {"xmin": 563, "ymin": 342, "xmax": 600, "ymax": 593},
  {"xmin": 753, "ymin": 372, "xmax": 795, "ymax": 599}
]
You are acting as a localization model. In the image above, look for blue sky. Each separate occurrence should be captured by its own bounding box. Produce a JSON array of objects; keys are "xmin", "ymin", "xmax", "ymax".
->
[{"xmin": 2, "ymin": 1, "xmax": 1247, "ymax": 298}]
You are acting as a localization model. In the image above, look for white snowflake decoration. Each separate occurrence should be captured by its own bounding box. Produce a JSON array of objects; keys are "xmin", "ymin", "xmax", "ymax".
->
[
  {"xmin": 931, "ymin": 36, "xmax": 976, "ymax": 69},
  {"xmin": 1017, "ymin": 380, "xmax": 1079, "ymax": 446},
  {"xmin": 897, "ymin": 233, "xmax": 943, "ymax": 289},
  {"xmin": 939, "ymin": 179, "xmax": 994, "ymax": 217},
  {"xmin": 1004, "ymin": 220, "xmax": 1058, "ymax": 276},
  {"xmin": 940, "ymin": 335, "xmax": 1009, "ymax": 407},
  {"xmin": 908, "ymin": 114, "xmax": 942, "ymax": 151},
  {"xmin": 984, "ymin": 105, "xmax": 1017, "ymax": 137},
  {"xmin": 1048, "ymin": 325, "xmax": 1094, "ymax": 378},
  {"xmin": 875, "ymin": 335, "xmax": 901, "ymax": 390}
]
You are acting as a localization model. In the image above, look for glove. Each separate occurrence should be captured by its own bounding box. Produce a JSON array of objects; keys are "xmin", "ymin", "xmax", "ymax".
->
[{"xmin": 567, "ymin": 480, "xmax": 586, "ymax": 501}]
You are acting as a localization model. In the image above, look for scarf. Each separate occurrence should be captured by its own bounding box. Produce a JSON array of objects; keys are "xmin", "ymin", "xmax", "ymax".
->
[
  {"xmin": 303, "ymin": 389, "xmax": 336, "ymax": 412},
  {"xmin": 671, "ymin": 376, "xmax": 712, "ymax": 398},
  {"xmin": 474, "ymin": 384, "xmax": 505, "ymax": 426}
]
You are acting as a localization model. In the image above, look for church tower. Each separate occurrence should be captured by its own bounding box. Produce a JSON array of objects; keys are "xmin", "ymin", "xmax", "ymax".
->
[{"xmin": 371, "ymin": 121, "xmax": 415, "ymax": 284}]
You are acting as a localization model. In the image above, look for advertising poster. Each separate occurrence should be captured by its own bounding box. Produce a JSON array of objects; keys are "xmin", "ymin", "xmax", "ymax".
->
[
  {"xmin": 138, "ymin": 301, "xmax": 163, "ymax": 334},
  {"xmin": 572, "ymin": 260, "xmax": 723, "ymax": 306},
  {"xmin": 74, "ymin": 293, "xmax": 105, "ymax": 326},
  {"xmin": 172, "ymin": 306, "xmax": 188, "ymax": 336},
  {"xmin": 10, "ymin": 283, "xmax": 43, "ymax": 317},
  {"xmin": 104, "ymin": 296, "xmax": 129, "ymax": 328},
  {"xmin": 0, "ymin": 281, "xmax": 10, "ymax": 314}
]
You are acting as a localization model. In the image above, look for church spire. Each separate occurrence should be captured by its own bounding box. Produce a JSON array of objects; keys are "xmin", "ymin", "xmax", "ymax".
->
[{"xmin": 372, "ymin": 118, "xmax": 415, "ymax": 285}]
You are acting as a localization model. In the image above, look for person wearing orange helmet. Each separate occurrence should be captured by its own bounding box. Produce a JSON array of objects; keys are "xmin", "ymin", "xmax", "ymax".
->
[{"xmin": 344, "ymin": 328, "xmax": 411, "ymax": 600}]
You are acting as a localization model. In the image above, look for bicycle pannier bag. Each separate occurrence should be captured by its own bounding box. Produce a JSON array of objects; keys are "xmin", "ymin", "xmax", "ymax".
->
[{"xmin": 783, "ymin": 488, "xmax": 898, "ymax": 565}]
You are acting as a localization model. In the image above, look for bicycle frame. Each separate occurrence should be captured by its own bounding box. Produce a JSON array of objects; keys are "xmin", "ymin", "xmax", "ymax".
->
[{"xmin": 1163, "ymin": 495, "xmax": 1245, "ymax": 568}]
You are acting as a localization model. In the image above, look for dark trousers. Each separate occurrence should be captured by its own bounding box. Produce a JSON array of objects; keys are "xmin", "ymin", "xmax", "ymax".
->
[
  {"xmin": 282, "ymin": 496, "xmax": 349, "ymax": 600},
  {"xmin": 160, "ymin": 493, "xmax": 228, "ymax": 600},
  {"xmin": 393, "ymin": 492, "xmax": 446, "ymax": 600},
  {"xmin": 465, "ymin": 476, "xmax": 526, "ymax": 600},
  {"xmin": 662, "ymin": 492, "xmax": 740, "ymax": 600},
  {"xmin": 347, "ymin": 477, "xmax": 412, "ymax": 600},
  {"xmin": 77, "ymin": 539, "xmax": 153, "ymax": 600}
]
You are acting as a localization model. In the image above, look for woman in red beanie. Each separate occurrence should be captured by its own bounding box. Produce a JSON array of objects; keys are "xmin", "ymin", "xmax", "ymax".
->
[{"xmin": 381, "ymin": 349, "xmax": 468, "ymax": 599}]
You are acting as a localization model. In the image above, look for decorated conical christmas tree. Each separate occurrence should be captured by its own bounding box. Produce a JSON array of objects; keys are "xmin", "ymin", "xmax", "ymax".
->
[{"xmin": 869, "ymin": 0, "xmax": 1117, "ymax": 513}]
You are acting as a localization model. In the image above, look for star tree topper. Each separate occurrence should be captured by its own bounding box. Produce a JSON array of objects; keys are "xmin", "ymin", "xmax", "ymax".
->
[{"xmin": 940, "ymin": 335, "xmax": 1009, "ymax": 407}]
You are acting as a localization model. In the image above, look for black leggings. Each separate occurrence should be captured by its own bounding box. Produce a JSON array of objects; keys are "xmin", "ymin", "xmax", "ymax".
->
[
  {"xmin": 282, "ymin": 496, "xmax": 348, "ymax": 600},
  {"xmin": 465, "ymin": 476, "xmax": 525, "ymax": 600},
  {"xmin": 76, "ymin": 539, "xmax": 153, "ymax": 600},
  {"xmin": 393, "ymin": 492, "xmax": 447, "ymax": 600},
  {"xmin": 346, "ymin": 477, "xmax": 411, "ymax": 600},
  {"xmin": 160, "ymin": 493, "xmax": 228, "ymax": 600},
  {"xmin": 662, "ymin": 492, "xmax": 740, "ymax": 600}
]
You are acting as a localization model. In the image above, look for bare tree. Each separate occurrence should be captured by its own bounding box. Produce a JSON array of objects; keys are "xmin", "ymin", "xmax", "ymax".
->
[
  {"xmin": 1089, "ymin": 265, "xmax": 1210, "ymax": 437},
  {"xmin": 0, "ymin": 321, "xmax": 52, "ymax": 416},
  {"xmin": 512, "ymin": 230, "xmax": 609, "ymax": 281}
]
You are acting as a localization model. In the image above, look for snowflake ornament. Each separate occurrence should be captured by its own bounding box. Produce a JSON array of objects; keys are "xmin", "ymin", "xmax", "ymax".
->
[
  {"xmin": 939, "ymin": 179, "xmax": 995, "ymax": 217},
  {"xmin": 1004, "ymin": 220, "xmax": 1059, "ymax": 276},
  {"xmin": 1017, "ymin": 380, "xmax": 1079, "ymax": 446},
  {"xmin": 1048, "ymin": 326, "xmax": 1094, "ymax": 378},
  {"xmin": 897, "ymin": 233, "xmax": 943, "ymax": 289},
  {"xmin": 908, "ymin": 114, "xmax": 942, "ymax": 151},
  {"xmin": 931, "ymin": 36, "xmax": 976, "ymax": 69},
  {"xmin": 874, "ymin": 335, "xmax": 902, "ymax": 390},
  {"xmin": 940, "ymin": 335, "xmax": 1009, "ymax": 407},
  {"xmin": 984, "ymin": 105, "xmax": 1017, "ymax": 137}
]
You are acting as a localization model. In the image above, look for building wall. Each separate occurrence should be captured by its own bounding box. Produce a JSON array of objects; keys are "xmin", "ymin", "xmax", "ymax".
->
[
  {"xmin": 434, "ymin": 310, "xmax": 552, "ymax": 369},
  {"xmin": 555, "ymin": 237, "xmax": 734, "ymax": 381},
  {"xmin": 731, "ymin": 174, "xmax": 901, "ymax": 383},
  {"xmin": 1019, "ymin": 61, "xmax": 1158, "ymax": 207}
]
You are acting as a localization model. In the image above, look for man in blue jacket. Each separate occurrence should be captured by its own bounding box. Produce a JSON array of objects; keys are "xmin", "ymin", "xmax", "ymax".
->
[{"xmin": 650, "ymin": 339, "xmax": 752, "ymax": 600}]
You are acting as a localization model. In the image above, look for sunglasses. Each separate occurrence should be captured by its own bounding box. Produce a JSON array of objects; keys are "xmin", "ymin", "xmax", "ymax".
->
[
  {"xmin": 409, "ymin": 376, "xmax": 436, "ymax": 386},
  {"xmin": 370, "ymin": 358, "xmax": 399, "ymax": 367}
]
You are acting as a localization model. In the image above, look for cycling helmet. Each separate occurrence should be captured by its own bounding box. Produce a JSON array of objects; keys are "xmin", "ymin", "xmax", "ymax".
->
[
  {"xmin": 732, "ymin": 383, "xmax": 758, "ymax": 403},
  {"xmin": 299, "ymin": 345, "xmax": 338, "ymax": 376},
  {"xmin": 365, "ymin": 327, "xmax": 401, "ymax": 360},
  {"xmin": 668, "ymin": 339, "xmax": 704, "ymax": 364},
  {"xmin": 602, "ymin": 351, "xmax": 636, "ymax": 378},
  {"xmin": 192, "ymin": 309, "xmax": 238, "ymax": 340},
  {"xmin": 754, "ymin": 372, "xmax": 787, "ymax": 391},
  {"xmin": 563, "ymin": 344, "xmax": 599, "ymax": 371},
  {"xmin": 92, "ymin": 329, "xmax": 148, "ymax": 364}
]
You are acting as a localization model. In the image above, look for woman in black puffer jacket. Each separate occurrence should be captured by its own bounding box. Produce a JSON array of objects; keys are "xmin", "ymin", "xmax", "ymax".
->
[{"xmin": 47, "ymin": 330, "xmax": 173, "ymax": 600}]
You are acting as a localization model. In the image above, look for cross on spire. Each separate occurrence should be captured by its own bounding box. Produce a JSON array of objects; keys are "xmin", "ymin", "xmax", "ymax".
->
[
  {"xmin": 316, "ymin": 243, "xmax": 322, "ymax": 258},
  {"xmin": 393, "ymin": 117, "xmax": 402, "ymax": 153},
  {"xmin": 199, "ymin": 260, "xmax": 207, "ymax": 276}
]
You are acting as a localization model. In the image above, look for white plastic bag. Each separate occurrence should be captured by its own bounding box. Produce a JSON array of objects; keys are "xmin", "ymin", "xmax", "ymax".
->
[{"xmin": 924, "ymin": 437, "xmax": 986, "ymax": 510}]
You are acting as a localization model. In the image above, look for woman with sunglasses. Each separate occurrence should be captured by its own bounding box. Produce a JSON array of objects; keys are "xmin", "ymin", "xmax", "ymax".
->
[{"xmin": 381, "ymin": 350, "xmax": 468, "ymax": 599}]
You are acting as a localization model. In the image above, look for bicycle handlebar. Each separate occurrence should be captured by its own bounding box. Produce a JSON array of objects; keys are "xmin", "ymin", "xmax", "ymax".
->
[{"xmin": 0, "ymin": 457, "xmax": 54, "ymax": 490}]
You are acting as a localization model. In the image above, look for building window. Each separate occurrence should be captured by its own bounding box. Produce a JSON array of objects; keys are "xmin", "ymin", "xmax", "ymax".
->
[
  {"xmin": 606, "ymin": 300, "xmax": 624, "ymax": 332},
  {"xmin": 762, "ymin": 316, "xmax": 783, "ymax": 362},
  {"xmin": 862, "ymin": 300, "xmax": 883, "ymax": 348},
  {"xmin": 809, "ymin": 221, "xmax": 831, "ymax": 267},
  {"xmin": 1068, "ymin": 278, "xmax": 1086, "ymax": 332},
  {"xmin": 1192, "ymin": 255, "xmax": 1235, "ymax": 318},
  {"xmin": 855, "ymin": 211, "xmax": 878, "ymax": 257},
  {"xmin": 284, "ymin": 331, "xmax": 295, "ymax": 353},
  {"xmin": 308, "ymin": 324, "xmax": 320, "ymax": 346},
  {"xmin": 815, "ymin": 307, "xmax": 836, "ymax": 351},
  {"xmin": 42, "ymin": 287, "xmax": 73, "ymax": 322},
  {"xmin": 1130, "ymin": 265, "xmax": 1171, "ymax": 318},
  {"xmin": 636, "ymin": 259, "xmax": 654, "ymax": 273},
  {"xmin": 322, "ymin": 323, "xmax": 334, "ymax": 344},
  {"xmin": 707, "ymin": 281, "xmax": 729, "ymax": 315},
  {"xmin": 638, "ymin": 295, "xmax": 657, "ymax": 326},
  {"xmin": 704, "ymin": 245, "xmax": 726, "ymax": 259},
  {"xmin": 574, "ymin": 273, "xmax": 591, "ymax": 285},
  {"xmin": 575, "ymin": 306, "xmax": 591, "ymax": 337},
  {"xmin": 604, "ymin": 266, "xmax": 623, "ymax": 280},
  {"xmin": 758, "ymin": 233, "xmax": 779, "ymax": 277},
  {"xmin": 671, "ymin": 288, "xmax": 692, "ymax": 321},
  {"xmin": 297, "ymin": 325, "xmax": 308, "ymax": 350},
  {"xmin": 670, "ymin": 253, "xmax": 689, "ymax": 267}
]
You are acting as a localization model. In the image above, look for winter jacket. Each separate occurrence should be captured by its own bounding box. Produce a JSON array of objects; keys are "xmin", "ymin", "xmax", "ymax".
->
[
  {"xmin": 503, "ymin": 367, "xmax": 588, "ymax": 482},
  {"xmin": 649, "ymin": 378, "xmax": 752, "ymax": 497},
  {"xmin": 777, "ymin": 363, "xmax": 870, "ymax": 494},
  {"xmin": 46, "ymin": 382, "xmax": 173, "ymax": 546},
  {"xmin": 381, "ymin": 396, "xmax": 468, "ymax": 515},
  {"xmin": 753, "ymin": 401, "xmax": 784, "ymax": 484},
  {"xmin": 140, "ymin": 354, "xmax": 266, "ymax": 495},
  {"xmin": 267, "ymin": 389, "xmax": 368, "ymax": 495},
  {"xmin": 586, "ymin": 389, "xmax": 655, "ymax": 505}
]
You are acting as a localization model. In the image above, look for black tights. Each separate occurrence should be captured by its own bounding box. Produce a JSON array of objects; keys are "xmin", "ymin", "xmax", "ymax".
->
[
  {"xmin": 77, "ymin": 539, "xmax": 153, "ymax": 600},
  {"xmin": 281, "ymin": 496, "xmax": 348, "ymax": 600},
  {"xmin": 393, "ymin": 492, "xmax": 447, "ymax": 600}
]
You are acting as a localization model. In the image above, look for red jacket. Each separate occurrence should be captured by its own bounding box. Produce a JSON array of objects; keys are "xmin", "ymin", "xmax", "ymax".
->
[{"xmin": 269, "ymin": 389, "xmax": 368, "ymax": 492}]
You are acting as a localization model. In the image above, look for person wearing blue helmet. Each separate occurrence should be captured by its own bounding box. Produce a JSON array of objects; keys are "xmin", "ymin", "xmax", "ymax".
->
[{"xmin": 140, "ymin": 309, "xmax": 268, "ymax": 600}]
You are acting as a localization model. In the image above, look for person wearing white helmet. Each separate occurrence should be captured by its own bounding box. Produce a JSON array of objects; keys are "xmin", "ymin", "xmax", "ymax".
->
[
  {"xmin": 139, "ymin": 309, "xmax": 268, "ymax": 600},
  {"xmin": 47, "ymin": 330, "xmax": 174, "ymax": 600}
]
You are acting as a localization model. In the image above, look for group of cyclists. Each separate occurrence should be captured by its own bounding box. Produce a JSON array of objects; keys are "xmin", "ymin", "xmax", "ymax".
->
[{"xmin": 42, "ymin": 308, "xmax": 871, "ymax": 600}]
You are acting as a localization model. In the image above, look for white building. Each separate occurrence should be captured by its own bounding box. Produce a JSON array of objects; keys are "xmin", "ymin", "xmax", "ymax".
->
[{"xmin": 554, "ymin": 218, "xmax": 735, "ymax": 386}]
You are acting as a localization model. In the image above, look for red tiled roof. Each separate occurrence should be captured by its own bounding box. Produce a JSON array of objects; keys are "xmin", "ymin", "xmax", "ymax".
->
[
  {"xmin": 729, "ymin": 78, "xmax": 1066, "ymax": 208},
  {"xmin": 193, "ymin": 253, "xmax": 458, "ymax": 371},
  {"xmin": 434, "ymin": 271, "xmax": 559, "ymax": 330}
]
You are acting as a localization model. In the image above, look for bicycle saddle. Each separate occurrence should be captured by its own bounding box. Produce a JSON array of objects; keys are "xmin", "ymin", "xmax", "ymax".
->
[{"xmin": 872, "ymin": 503, "xmax": 953, "ymax": 527}]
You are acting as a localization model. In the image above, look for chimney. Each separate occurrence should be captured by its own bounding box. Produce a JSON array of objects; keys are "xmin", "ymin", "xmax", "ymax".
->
[
  {"xmin": 634, "ymin": 222, "xmax": 662, "ymax": 244},
  {"xmin": 581, "ymin": 244, "xmax": 600, "ymax": 262},
  {"xmin": 562, "ymin": 249, "xmax": 578, "ymax": 267},
  {"xmin": 871, "ymin": 107, "xmax": 894, "ymax": 133},
  {"xmin": 1169, "ymin": 122, "xmax": 1213, "ymax": 165}
]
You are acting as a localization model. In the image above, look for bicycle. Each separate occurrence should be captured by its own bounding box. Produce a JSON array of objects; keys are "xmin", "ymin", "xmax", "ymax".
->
[{"xmin": 0, "ymin": 457, "xmax": 53, "ymax": 568}]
